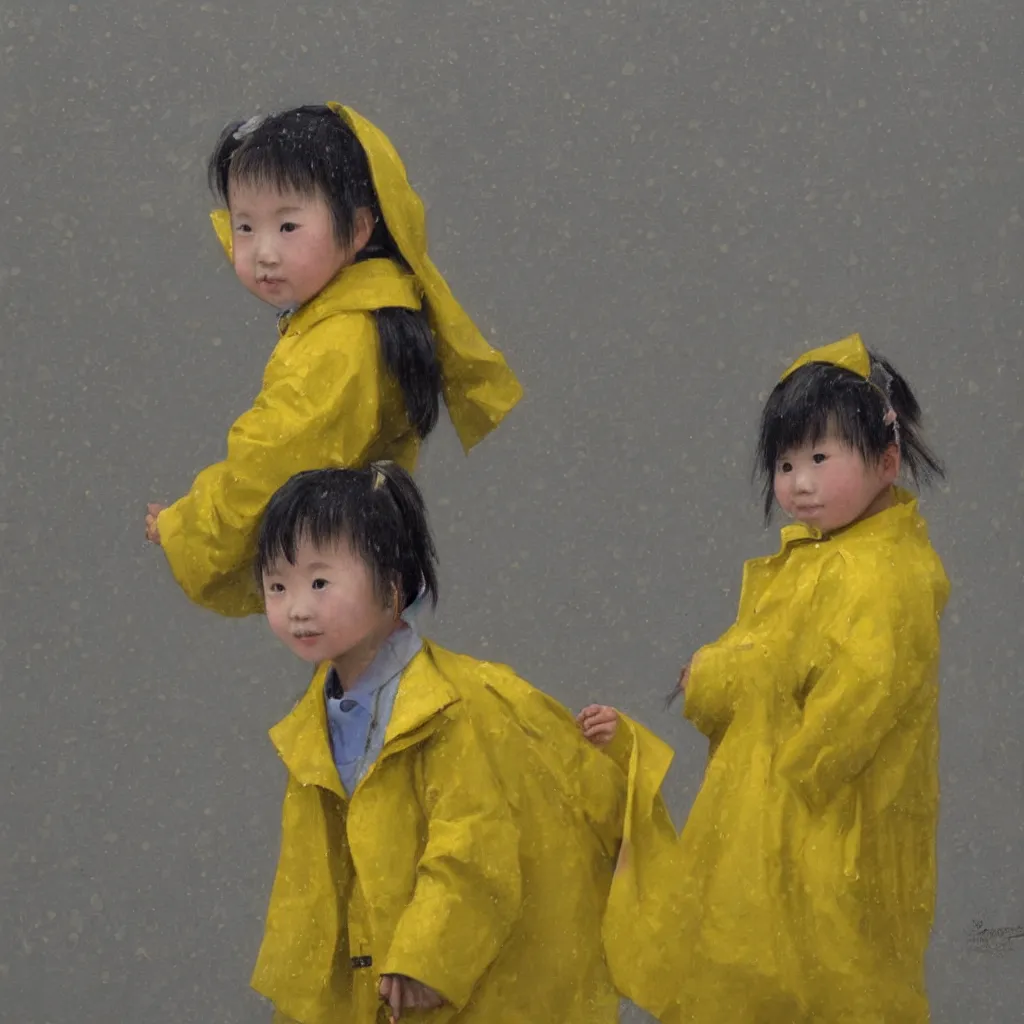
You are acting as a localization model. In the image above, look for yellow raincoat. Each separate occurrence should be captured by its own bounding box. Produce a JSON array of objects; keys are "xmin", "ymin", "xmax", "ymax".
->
[
  {"xmin": 256, "ymin": 639, "xmax": 676, "ymax": 1024},
  {"xmin": 157, "ymin": 104, "xmax": 522, "ymax": 617},
  {"xmin": 670, "ymin": 488, "xmax": 949, "ymax": 1022}
]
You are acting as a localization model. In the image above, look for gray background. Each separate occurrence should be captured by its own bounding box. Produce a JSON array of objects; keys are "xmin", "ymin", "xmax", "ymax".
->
[{"xmin": 2, "ymin": 0, "xmax": 1021, "ymax": 1020}]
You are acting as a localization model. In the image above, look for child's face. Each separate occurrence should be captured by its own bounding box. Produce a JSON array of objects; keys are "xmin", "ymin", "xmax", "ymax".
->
[
  {"xmin": 228, "ymin": 182, "xmax": 356, "ymax": 309},
  {"xmin": 773, "ymin": 431, "xmax": 899, "ymax": 534},
  {"xmin": 262, "ymin": 538, "xmax": 397, "ymax": 675}
]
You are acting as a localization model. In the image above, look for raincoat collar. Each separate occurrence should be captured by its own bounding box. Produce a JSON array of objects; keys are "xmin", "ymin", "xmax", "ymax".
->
[
  {"xmin": 277, "ymin": 258, "xmax": 421, "ymax": 336},
  {"xmin": 208, "ymin": 103, "xmax": 522, "ymax": 452},
  {"xmin": 269, "ymin": 640, "xmax": 458, "ymax": 795},
  {"xmin": 777, "ymin": 486, "xmax": 921, "ymax": 550}
]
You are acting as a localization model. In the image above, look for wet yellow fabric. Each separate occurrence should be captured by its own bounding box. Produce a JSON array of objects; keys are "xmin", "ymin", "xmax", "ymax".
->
[
  {"xmin": 253, "ymin": 640, "xmax": 675, "ymax": 1024},
  {"xmin": 781, "ymin": 332, "xmax": 871, "ymax": 380},
  {"xmin": 157, "ymin": 259, "xmax": 424, "ymax": 617},
  {"xmin": 599, "ymin": 715, "xmax": 690, "ymax": 1022},
  {"xmin": 665, "ymin": 490, "xmax": 949, "ymax": 1022}
]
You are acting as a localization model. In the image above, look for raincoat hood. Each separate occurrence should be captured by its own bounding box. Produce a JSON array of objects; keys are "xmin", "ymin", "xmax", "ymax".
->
[{"xmin": 209, "ymin": 103, "xmax": 522, "ymax": 453}]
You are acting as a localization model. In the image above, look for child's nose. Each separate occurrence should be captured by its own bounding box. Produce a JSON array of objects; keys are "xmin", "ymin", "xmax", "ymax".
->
[
  {"xmin": 793, "ymin": 467, "xmax": 815, "ymax": 492},
  {"xmin": 254, "ymin": 233, "xmax": 279, "ymax": 265}
]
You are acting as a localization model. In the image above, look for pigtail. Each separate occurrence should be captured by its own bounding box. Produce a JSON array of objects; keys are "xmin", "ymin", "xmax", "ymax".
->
[
  {"xmin": 370, "ymin": 461, "xmax": 439, "ymax": 610},
  {"xmin": 374, "ymin": 309, "xmax": 442, "ymax": 439},
  {"xmin": 358, "ymin": 208, "xmax": 443, "ymax": 440},
  {"xmin": 868, "ymin": 354, "xmax": 945, "ymax": 485}
]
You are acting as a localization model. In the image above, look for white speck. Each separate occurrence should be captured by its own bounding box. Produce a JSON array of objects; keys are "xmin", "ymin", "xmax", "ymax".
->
[
  {"xmin": 621, "ymin": 62, "xmax": 636, "ymax": 76},
  {"xmin": 967, "ymin": 380, "xmax": 980, "ymax": 395},
  {"xmin": 859, "ymin": 9, "xmax": 867, "ymax": 23}
]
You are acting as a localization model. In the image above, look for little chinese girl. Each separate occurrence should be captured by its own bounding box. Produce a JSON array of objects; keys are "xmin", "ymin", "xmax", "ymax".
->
[{"xmin": 581, "ymin": 334, "xmax": 950, "ymax": 1023}]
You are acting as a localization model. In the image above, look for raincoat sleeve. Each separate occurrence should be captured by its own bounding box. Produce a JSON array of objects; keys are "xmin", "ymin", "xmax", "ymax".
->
[
  {"xmin": 156, "ymin": 318, "xmax": 381, "ymax": 616},
  {"xmin": 383, "ymin": 706, "xmax": 522, "ymax": 1011},
  {"xmin": 775, "ymin": 557, "xmax": 940, "ymax": 813},
  {"xmin": 683, "ymin": 635, "xmax": 766, "ymax": 743}
]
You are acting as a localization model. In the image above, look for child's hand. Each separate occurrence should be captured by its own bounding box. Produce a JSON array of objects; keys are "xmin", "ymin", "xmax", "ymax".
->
[
  {"xmin": 379, "ymin": 974, "xmax": 445, "ymax": 1021},
  {"xmin": 577, "ymin": 704, "xmax": 619, "ymax": 748},
  {"xmin": 145, "ymin": 503, "xmax": 165, "ymax": 545}
]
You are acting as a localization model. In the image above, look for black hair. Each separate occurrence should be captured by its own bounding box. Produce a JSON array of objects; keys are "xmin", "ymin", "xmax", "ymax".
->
[
  {"xmin": 254, "ymin": 462, "xmax": 439, "ymax": 613},
  {"xmin": 208, "ymin": 105, "xmax": 441, "ymax": 439},
  {"xmin": 755, "ymin": 350, "xmax": 944, "ymax": 522}
]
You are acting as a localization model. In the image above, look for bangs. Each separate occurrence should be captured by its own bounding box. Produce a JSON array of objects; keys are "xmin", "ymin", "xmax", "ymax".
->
[
  {"xmin": 254, "ymin": 480, "xmax": 358, "ymax": 584},
  {"xmin": 227, "ymin": 139, "xmax": 325, "ymax": 201},
  {"xmin": 759, "ymin": 380, "xmax": 882, "ymax": 469}
]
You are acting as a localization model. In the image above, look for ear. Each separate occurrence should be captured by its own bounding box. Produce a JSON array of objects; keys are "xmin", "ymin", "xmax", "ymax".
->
[
  {"xmin": 352, "ymin": 207, "xmax": 376, "ymax": 254},
  {"xmin": 880, "ymin": 442, "xmax": 901, "ymax": 484}
]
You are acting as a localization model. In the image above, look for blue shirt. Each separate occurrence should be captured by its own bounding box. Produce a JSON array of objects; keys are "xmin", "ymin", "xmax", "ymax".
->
[{"xmin": 324, "ymin": 616, "xmax": 424, "ymax": 796}]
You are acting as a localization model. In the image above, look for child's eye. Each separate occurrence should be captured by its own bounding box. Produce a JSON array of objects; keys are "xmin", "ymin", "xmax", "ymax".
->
[
  {"xmin": 235, "ymin": 224, "xmax": 252, "ymax": 234},
  {"xmin": 266, "ymin": 582, "xmax": 284, "ymax": 593},
  {"xmin": 778, "ymin": 461, "xmax": 793, "ymax": 473},
  {"xmin": 280, "ymin": 222, "xmax": 299, "ymax": 233},
  {"xmin": 812, "ymin": 453, "xmax": 828, "ymax": 464},
  {"xmin": 312, "ymin": 578, "xmax": 329, "ymax": 590}
]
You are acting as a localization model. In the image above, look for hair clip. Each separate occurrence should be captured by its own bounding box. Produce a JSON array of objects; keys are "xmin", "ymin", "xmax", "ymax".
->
[
  {"xmin": 883, "ymin": 406, "xmax": 901, "ymax": 446},
  {"xmin": 232, "ymin": 114, "xmax": 267, "ymax": 141}
]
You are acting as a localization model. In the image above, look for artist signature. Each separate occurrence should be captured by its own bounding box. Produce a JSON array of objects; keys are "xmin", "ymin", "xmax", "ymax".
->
[{"xmin": 967, "ymin": 919, "xmax": 1024, "ymax": 954}]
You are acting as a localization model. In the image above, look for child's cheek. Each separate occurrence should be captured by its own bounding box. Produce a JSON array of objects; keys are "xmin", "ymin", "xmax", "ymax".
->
[
  {"xmin": 774, "ymin": 477, "xmax": 791, "ymax": 514},
  {"xmin": 265, "ymin": 604, "xmax": 289, "ymax": 644}
]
